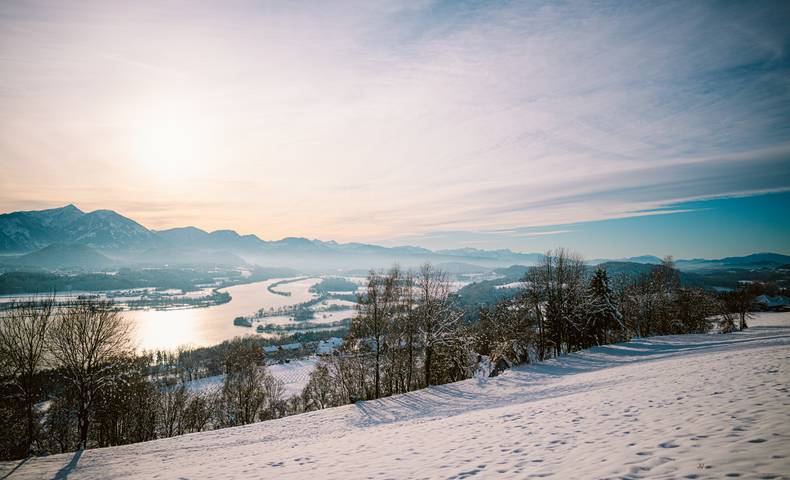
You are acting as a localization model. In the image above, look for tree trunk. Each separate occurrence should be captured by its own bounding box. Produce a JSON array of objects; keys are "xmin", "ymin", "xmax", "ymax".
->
[
  {"xmin": 424, "ymin": 347, "xmax": 432, "ymax": 387},
  {"xmin": 535, "ymin": 306, "xmax": 545, "ymax": 361},
  {"xmin": 25, "ymin": 391, "xmax": 34, "ymax": 455},
  {"xmin": 374, "ymin": 349, "xmax": 381, "ymax": 399},
  {"xmin": 79, "ymin": 406, "xmax": 90, "ymax": 449},
  {"xmin": 407, "ymin": 337, "xmax": 414, "ymax": 391}
]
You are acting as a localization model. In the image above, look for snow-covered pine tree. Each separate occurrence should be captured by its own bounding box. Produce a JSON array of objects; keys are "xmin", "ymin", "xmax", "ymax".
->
[{"xmin": 585, "ymin": 267, "xmax": 626, "ymax": 346}]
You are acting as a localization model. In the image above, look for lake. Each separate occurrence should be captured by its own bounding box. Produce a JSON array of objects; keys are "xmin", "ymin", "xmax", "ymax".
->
[{"xmin": 125, "ymin": 277, "xmax": 322, "ymax": 351}]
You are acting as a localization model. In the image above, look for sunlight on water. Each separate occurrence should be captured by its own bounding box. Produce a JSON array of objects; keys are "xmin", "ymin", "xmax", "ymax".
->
[{"xmin": 125, "ymin": 277, "xmax": 322, "ymax": 351}]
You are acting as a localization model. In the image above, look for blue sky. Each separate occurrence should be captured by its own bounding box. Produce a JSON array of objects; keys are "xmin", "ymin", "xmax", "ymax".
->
[
  {"xmin": 0, "ymin": 1, "xmax": 789, "ymax": 258},
  {"xmin": 384, "ymin": 192, "xmax": 790, "ymax": 258}
]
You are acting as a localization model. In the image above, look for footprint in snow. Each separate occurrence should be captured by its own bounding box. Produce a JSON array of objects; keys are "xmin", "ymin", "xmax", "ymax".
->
[{"xmin": 659, "ymin": 441, "xmax": 679, "ymax": 448}]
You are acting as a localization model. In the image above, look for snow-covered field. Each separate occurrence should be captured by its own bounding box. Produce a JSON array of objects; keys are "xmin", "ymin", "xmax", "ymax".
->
[
  {"xmin": 311, "ymin": 298, "xmax": 357, "ymax": 310},
  {"xmin": 3, "ymin": 313, "xmax": 789, "ymax": 479},
  {"xmin": 254, "ymin": 309, "xmax": 354, "ymax": 326},
  {"xmin": 183, "ymin": 358, "xmax": 318, "ymax": 398}
]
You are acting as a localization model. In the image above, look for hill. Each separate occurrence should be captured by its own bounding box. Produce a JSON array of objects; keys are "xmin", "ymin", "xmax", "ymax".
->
[
  {"xmin": 589, "ymin": 255, "xmax": 663, "ymax": 265},
  {"xmin": 3, "ymin": 313, "xmax": 787, "ymax": 479},
  {"xmin": 9, "ymin": 243, "xmax": 114, "ymax": 270},
  {"xmin": 675, "ymin": 252, "xmax": 790, "ymax": 271}
]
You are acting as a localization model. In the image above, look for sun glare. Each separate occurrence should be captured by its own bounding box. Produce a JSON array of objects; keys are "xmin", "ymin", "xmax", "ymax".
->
[{"xmin": 131, "ymin": 96, "xmax": 210, "ymax": 181}]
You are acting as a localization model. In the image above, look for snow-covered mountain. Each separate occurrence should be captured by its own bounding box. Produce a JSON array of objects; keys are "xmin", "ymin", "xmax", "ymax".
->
[
  {"xmin": 1, "ymin": 205, "xmax": 787, "ymax": 272},
  {"xmin": 0, "ymin": 205, "xmax": 158, "ymax": 252},
  {"xmin": 3, "ymin": 312, "xmax": 788, "ymax": 479},
  {"xmin": 0, "ymin": 204, "xmax": 84, "ymax": 251},
  {"xmin": 0, "ymin": 205, "xmax": 546, "ymax": 269},
  {"xmin": 66, "ymin": 209, "xmax": 160, "ymax": 251}
]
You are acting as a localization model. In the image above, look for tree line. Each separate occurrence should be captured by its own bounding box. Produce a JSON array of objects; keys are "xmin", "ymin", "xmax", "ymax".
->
[
  {"xmin": 0, "ymin": 300, "xmax": 288, "ymax": 460},
  {"xmin": 299, "ymin": 250, "xmax": 755, "ymax": 412}
]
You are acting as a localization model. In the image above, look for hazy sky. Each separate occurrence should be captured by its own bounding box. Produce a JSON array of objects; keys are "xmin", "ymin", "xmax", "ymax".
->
[{"xmin": 1, "ymin": 1, "xmax": 789, "ymax": 257}]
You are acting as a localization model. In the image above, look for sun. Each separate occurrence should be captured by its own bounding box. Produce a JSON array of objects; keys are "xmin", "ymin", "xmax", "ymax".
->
[{"xmin": 130, "ymin": 95, "xmax": 209, "ymax": 180}]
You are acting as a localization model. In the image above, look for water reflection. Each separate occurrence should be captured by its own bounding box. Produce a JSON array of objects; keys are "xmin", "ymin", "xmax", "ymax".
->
[{"xmin": 126, "ymin": 277, "xmax": 322, "ymax": 351}]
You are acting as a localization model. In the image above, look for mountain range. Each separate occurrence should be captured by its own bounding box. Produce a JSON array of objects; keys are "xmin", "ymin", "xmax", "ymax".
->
[
  {"xmin": 0, "ymin": 205, "xmax": 544, "ymax": 270},
  {"xmin": 1, "ymin": 205, "xmax": 788, "ymax": 272}
]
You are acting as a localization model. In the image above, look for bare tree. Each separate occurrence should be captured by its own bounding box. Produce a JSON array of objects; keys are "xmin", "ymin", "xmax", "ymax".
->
[
  {"xmin": 525, "ymin": 249, "xmax": 586, "ymax": 356},
  {"xmin": 0, "ymin": 297, "xmax": 55, "ymax": 456},
  {"xmin": 475, "ymin": 295, "xmax": 536, "ymax": 368},
  {"xmin": 302, "ymin": 361, "xmax": 335, "ymax": 411},
  {"xmin": 219, "ymin": 337, "xmax": 281, "ymax": 426},
  {"xmin": 351, "ymin": 267, "xmax": 402, "ymax": 398},
  {"xmin": 183, "ymin": 389, "xmax": 217, "ymax": 433},
  {"xmin": 91, "ymin": 355, "xmax": 158, "ymax": 447},
  {"xmin": 723, "ymin": 285, "xmax": 756, "ymax": 330},
  {"xmin": 398, "ymin": 271, "xmax": 418, "ymax": 391},
  {"xmin": 160, "ymin": 384, "xmax": 189, "ymax": 438},
  {"xmin": 49, "ymin": 299, "xmax": 133, "ymax": 449},
  {"xmin": 415, "ymin": 263, "xmax": 461, "ymax": 386}
]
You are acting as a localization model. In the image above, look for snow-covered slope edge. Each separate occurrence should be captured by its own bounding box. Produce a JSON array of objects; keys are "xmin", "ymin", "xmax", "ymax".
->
[{"xmin": 3, "ymin": 313, "xmax": 789, "ymax": 479}]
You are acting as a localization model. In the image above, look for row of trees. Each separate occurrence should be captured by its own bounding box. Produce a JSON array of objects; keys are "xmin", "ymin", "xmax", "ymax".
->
[
  {"xmin": 0, "ymin": 302, "xmax": 286, "ymax": 460},
  {"xmin": 301, "ymin": 251, "xmax": 743, "ymax": 412},
  {"xmin": 476, "ymin": 250, "xmax": 752, "ymax": 368},
  {"xmin": 299, "ymin": 264, "xmax": 470, "ymax": 409}
]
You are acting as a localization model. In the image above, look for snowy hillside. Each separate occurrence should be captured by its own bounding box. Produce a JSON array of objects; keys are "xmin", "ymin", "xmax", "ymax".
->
[{"xmin": 3, "ymin": 313, "xmax": 789, "ymax": 479}]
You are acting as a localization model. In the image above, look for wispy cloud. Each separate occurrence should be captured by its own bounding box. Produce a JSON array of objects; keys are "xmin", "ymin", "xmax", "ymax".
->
[
  {"xmin": 510, "ymin": 230, "xmax": 573, "ymax": 238},
  {"xmin": 0, "ymin": 0, "xmax": 788, "ymax": 246}
]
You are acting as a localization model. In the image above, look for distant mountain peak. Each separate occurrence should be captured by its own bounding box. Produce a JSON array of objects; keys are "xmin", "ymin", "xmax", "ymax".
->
[
  {"xmin": 156, "ymin": 226, "xmax": 208, "ymax": 234},
  {"xmin": 210, "ymin": 229, "xmax": 241, "ymax": 238},
  {"xmin": 279, "ymin": 236, "xmax": 313, "ymax": 244},
  {"xmin": 61, "ymin": 203, "xmax": 83, "ymax": 213}
]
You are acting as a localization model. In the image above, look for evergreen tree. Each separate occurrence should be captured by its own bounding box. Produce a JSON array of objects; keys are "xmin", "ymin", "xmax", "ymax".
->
[{"xmin": 585, "ymin": 268, "xmax": 625, "ymax": 346}]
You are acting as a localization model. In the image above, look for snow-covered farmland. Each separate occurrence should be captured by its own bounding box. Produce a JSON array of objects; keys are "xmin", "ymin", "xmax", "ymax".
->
[
  {"xmin": 182, "ymin": 357, "xmax": 318, "ymax": 399},
  {"xmin": 3, "ymin": 313, "xmax": 789, "ymax": 479},
  {"xmin": 311, "ymin": 298, "xmax": 357, "ymax": 310},
  {"xmin": 254, "ymin": 309, "xmax": 354, "ymax": 327}
]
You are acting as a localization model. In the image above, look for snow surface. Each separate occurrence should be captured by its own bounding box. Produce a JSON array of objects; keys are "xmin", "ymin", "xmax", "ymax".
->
[
  {"xmin": 317, "ymin": 337, "xmax": 344, "ymax": 355},
  {"xmin": 311, "ymin": 299, "xmax": 357, "ymax": 310},
  {"xmin": 756, "ymin": 295, "xmax": 789, "ymax": 308},
  {"xmin": 182, "ymin": 358, "xmax": 318, "ymax": 399},
  {"xmin": 267, "ymin": 358, "xmax": 317, "ymax": 397},
  {"xmin": 3, "ymin": 313, "xmax": 789, "ymax": 479}
]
